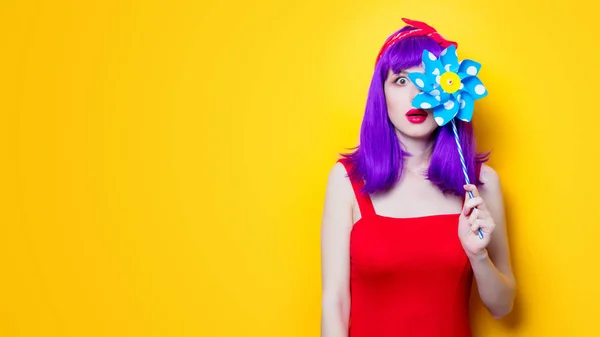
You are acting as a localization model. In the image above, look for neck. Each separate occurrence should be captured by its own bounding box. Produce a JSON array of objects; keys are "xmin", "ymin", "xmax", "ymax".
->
[{"xmin": 397, "ymin": 133, "xmax": 435, "ymax": 173}]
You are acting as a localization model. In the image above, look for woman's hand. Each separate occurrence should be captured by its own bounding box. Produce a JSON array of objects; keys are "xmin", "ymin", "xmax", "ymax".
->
[{"xmin": 458, "ymin": 184, "xmax": 496, "ymax": 259}]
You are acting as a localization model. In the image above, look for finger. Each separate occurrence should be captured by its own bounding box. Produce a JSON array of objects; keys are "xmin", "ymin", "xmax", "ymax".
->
[
  {"xmin": 465, "ymin": 197, "xmax": 484, "ymax": 210},
  {"xmin": 464, "ymin": 184, "xmax": 488, "ymax": 212},
  {"xmin": 462, "ymin": 202, "xmax": 474, "ymax": 217},
  {"xmin": 470, "ymin": 207, "xmax": 490, "ymax": 221},
  {"xmin": 478, "ymin": 209, "xmax": 489, "ymax": 220},
  {"xmin": 464, "ymin": 184, "xmax": 480, "ymax": 198},
  {"xmin": 478, "ymin": 219, "xmax": 496, "ymax": 235},
  {"xmin": 463, "ymin": 197, "xmax": 483, "ymax": 216},
  {"xmin": 470, "ymin": 219, "xmax": 482, "ymax": 232},
  {"xmin": 468, "ymin": 209, "xmax": 479, "ymax": 225}
]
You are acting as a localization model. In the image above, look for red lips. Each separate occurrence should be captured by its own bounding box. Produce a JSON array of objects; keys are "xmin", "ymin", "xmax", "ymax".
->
[
  {"xmin": 406, "ymin": 108, "xmax": 427, "ymax": 116},
  {"xmin": 405, "ymin": 108, "xmax": 428, "ymax": 124}
]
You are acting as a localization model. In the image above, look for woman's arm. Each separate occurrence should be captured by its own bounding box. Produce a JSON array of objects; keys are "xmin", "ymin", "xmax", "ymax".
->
[
  {"xmin": 470, "ymin": 164, "xmax": 516, "ymax": 319},
  {"xmin": 320, "ymin": 162, "xmax": 354, "ymax": 336}
]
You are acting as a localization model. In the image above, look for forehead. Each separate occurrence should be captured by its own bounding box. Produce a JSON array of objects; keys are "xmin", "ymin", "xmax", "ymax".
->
[
  {"xmin": 389, "ymin": 65, "xmax": 424, "ymax": 75},
  {"xmin": 389, "ymin": 65, "xmax": 425, "ymax": 74}
]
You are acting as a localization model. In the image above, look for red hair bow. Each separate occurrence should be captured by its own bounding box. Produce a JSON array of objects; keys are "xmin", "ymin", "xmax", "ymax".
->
[{"xmin": 375, "ymin": 18, "xmax": 458, "ymax": 67}]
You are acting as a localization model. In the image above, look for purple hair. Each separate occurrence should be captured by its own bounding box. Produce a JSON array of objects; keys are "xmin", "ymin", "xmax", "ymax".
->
[{"xmin": 341, "ymin": 26, "xmax": 489, "ymax": 197}]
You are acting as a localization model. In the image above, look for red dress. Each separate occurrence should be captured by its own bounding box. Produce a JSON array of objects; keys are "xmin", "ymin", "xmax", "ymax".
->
[{"xmin": 338, "ymin": 158, "xmax": 476, "ymax": 337}]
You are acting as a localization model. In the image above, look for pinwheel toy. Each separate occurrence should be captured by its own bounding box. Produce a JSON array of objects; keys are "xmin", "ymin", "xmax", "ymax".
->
[{"xmin": 408, "ymin": 45, "xmax": 488, "ymax": 239}]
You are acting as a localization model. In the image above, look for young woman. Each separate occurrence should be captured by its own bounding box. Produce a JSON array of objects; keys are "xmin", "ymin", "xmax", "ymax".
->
[{"xmin": 320, "ymin": 19, "xmax": 516, "ymax": 337}]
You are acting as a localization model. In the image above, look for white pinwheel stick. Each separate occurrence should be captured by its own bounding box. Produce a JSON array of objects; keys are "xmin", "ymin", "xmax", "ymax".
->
[{"xmin": 450, "ymin": 119, "xmax": 484, "ymax": 239}]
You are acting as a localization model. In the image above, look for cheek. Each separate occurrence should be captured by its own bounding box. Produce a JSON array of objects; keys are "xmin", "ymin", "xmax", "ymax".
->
[
  {"xmin": 386, "ymin": 100, "xmax": 413, "ymax": 129},
  {"xmin": 386, "ymin": 103, "xmax": 409, "ymax": 128},
  {"xmin": 385, "ymin": 88, "xmax": 411, "ymax": 114}
]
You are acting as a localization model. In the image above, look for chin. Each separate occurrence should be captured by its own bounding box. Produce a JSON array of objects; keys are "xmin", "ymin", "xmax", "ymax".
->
[
  {"xmin": 396, "ymin": 124, "xmax": 438, "ymax": 139},
  {"xmin": 405, "ymin": 132, "xmax": 436, "ymax": 140}
]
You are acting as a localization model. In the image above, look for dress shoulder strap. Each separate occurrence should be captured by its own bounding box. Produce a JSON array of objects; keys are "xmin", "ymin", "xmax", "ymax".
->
[{"xmin": 337, "ymin": 158, "xmax": 376, "ymax": 217}]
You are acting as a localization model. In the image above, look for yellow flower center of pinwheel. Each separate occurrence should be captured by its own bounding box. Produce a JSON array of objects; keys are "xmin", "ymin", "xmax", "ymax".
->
[{"xmin": 439, "ymin": 72, "xmax": 461, "ymax": 94}]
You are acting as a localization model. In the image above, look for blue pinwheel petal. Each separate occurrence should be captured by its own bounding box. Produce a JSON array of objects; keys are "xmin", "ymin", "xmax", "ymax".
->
[
  {"xmin": 407, "ymin": 72, "xmax": 434, "ymax": 92},
  {"xmin": 428, "ymin": 88, "xmax": 441, "ymax": 96},
  {"xmin": 452, "ymin": 90, "xmax": 461, "ymax": 100},
  {"xmin": 428, "ymin": 88, "xmax": 442, "ymax": 102},
  {"xmin": 440, "ymin": 45, "xmax": 459, "ymax": 73},
  {"xmin": 432, "ymin": 95, "xmax": 460, "ymax": 126},
  {"xmin": 458, "ymin": 59, "xmax": 482, "ymax": 78},
  {"xmin": 422, "ymin": 49, "xmax": 444, "ymax": 78},
  {"xmin": 412, "ymin": 92, "xmax": 441, "ymax": 110},
  {"xmin": 427, "ymin": 88, "xmax": 451, "ymax": 105},
  {"xmin": 439, "ymin": 91, "xmax": 451, "ymax": 102},
  {"xmin": 463, "ymin": 76, "xmax": 488, "ymax": 100},
  {"xmin": 456, "ymin": 92, "xmax": 475, "ymax": 122}
]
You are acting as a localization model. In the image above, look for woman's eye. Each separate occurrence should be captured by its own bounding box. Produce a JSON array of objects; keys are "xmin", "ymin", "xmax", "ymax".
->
[{"xmin": 395, "ymin": 77, "xmax": 408, "ymax": 85}]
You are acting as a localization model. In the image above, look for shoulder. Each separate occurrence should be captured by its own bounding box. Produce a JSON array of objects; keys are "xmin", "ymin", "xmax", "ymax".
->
[
  {"xmin": 478, "ymin": 163, "xmax": 504, "ymax": 210},
  {"xmin": 479, "ymin": 163, "xmax": 500, "ymax": 186},
  {"xmin": 326, "ymin": 161, "xmax": 354, "ymax": 198},
  {"xmin": 321, "ymin": 161, "xmax": 356, "ymax": 231}
]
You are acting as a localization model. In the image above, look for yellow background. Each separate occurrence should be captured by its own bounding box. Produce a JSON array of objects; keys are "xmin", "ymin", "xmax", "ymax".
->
[{"xmin": 1, "ymin": 0, "xmax": 599, "ymax": 336}]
